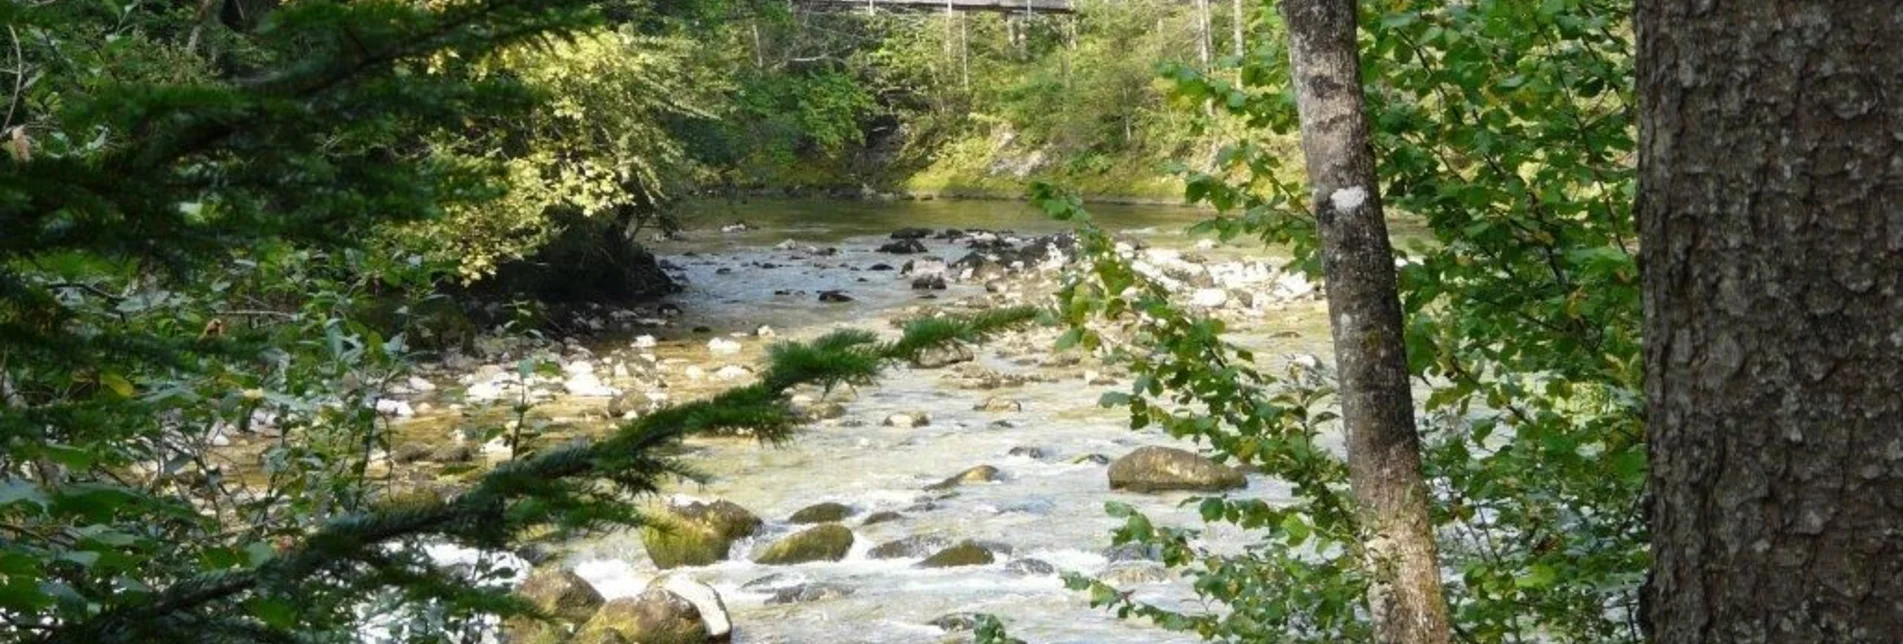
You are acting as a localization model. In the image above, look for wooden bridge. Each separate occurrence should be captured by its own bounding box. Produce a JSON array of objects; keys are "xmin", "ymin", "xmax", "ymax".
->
[{"xmin": 796, "ymin": 0, "xmax": 1075, "ymax": 15}]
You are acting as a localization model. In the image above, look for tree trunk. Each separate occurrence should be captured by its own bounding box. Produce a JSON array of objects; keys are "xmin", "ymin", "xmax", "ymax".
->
[
  {"xmin": 1277, "ymin": 2, "xmax": 1451, "ymax": 642},
  {"xmin": 1230, "ymin": 0, "xmax": 1244, "ymax": 58},
  {"xmin": 1637, "ymin": 3, "xmax": 1903, "ymax": 642},
  {"xmin": 1194, "ymin": 0, "xmax": 1212, "ymax": 67}
]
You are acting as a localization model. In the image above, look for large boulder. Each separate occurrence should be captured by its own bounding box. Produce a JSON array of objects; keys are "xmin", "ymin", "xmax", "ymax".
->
[
  {"xmin": 642, "ymin": 500, "xmax": 762, "ymax": 569},
  {"xmin": 676, "ymin": 499, "xmax": 763, "ymax": 541},
  {"xmin": 1106, "ymin": 446, "xmax": 1247, "ymax": 493},
  {"xmin": 787, "ymin": 501, "xmax": 854, "ymax": 524},
  {"xmin": 577, "ymin": 589, "xmax": 707, "ymax": 644},
  {"xmin": 754, "ymin": 525, "xmax": 855, "ymax": 565},
  {"xmin": 507, "ymin": 569, "xmax": 605, "ymax": 643},
  {"xmin": 649, "ymin": 574, "xmax": 732, "ymax": 642}
]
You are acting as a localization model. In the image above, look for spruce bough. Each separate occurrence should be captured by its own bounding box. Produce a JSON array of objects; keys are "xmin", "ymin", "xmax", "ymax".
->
[{"xmin": 42, "ymin": 307, "xmax": 1038, "ymax": 643}]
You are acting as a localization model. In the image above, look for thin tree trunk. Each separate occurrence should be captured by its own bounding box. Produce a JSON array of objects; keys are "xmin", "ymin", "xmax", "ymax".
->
[
  {"xmin": 1277, "ymin": 1, "xmax": 1450, "ymax": 642},
  {"xmin": 1637, "ymin": 2, "xmax": 1903, "ymax": 642},
  {"xmin": 1195, "ymin": 0, "xmax": 1212, "ymax": 67},
  {"xmin": 959, "ymin": 12, "xmax": 970, "ymax": 92},
  {"xmin": 1230, "ymin": 0, "xmax": 1244, "ymax": 58}
]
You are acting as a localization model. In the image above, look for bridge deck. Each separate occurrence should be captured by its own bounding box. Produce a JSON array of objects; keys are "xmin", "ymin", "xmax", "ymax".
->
[{"xmin": 797, "ymin": 0, "xmax": 1075, "ymax": 15}]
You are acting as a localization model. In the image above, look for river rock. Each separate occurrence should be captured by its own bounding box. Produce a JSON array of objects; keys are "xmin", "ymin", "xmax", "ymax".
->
[
  {"xmin": 514, "ymin": 568, "xmax": 604, "ymax": 626},
  {"xmin": 565, "ymin": 372, "xmax": 619, "ymax": 397},
  {"xmin": 924, "ymin": 465, "xmax": 1001, "ymax": 491},
  {"xmin": 1005, "ymin": 558, "xmax": 1057, "ymax": 576},
  {"xmin": 860, "ymin": 510, "xmax": 904, "ymax": 526},
  {"xmin": 818, "ymin": 290, "xmax": 854, "ymax": 303},
  {"xmin": 1006, "ymin": 446, "xmax": 1046, "ymax": 460},
  {"xmin": 910, "ymin": 343, "xmax": 973, "ymax": 369},
  {"xmin": 720, "ymin": 221, "xmax": 753, "ymax": 233},
  {"xmin": 974, "ymin": 397, "xmax": 1022, "ymax": 412},
  {"xmin": 1103, "ymin": 542, "xmax": 1162, "ymax": 563},
  {"xmin": 911, "ymin": 274, "xmax": 948, "ymax": 290},
  {"xmin": 648, "ymin": 574, "xmax": 732, "ymax": 642},
  {"xmin": 642, "ymin": 500, "xmax": 761, "ymax": 569},
  {"xmin": 918, "ymin": 541, "xmax": 995, "ymax": 568},
  {"xmin": 607, "ymin": 391, "xmax": 655, "ymax": 418},
  {"xmin": 740, "ymin": 572, "xmax": 803, "ymax": 592},
  {"xmin": 878, "ymin": 239, "xmax": 928, "ymax": 254},
  {"xmin": 1190, "ymin": 288, "xmax": 1229, "ymax": 308},
  {"xmin": 891, "ymin": 227, "xmax": 933, "ymax": 240},
  {"xmin": 675, "ymin": 499, "xmax": 764, "ymax": 541},
  {"xmin": 799, "ymin": 401, "xmax": 848, "ymax": 421},
  {"xmin": 390, "ymin": 442, "xmax": 434, "ymax": 465},
  {"xmin": 901, "ymin": 258, "xmax": 949, "ymax": 276},
  {"xmin": 1071, "ymin": 453, "xmax": 1111, "ymax": 466},
  {"xmin": 882, "ymin": 411, "xmax": 931, "ymax": 428},
  {"xmin": 431, "ymin": 444, "xmax": 476, "ymax": 463},
  {"xmin": 707, "ymin": 337, "xmax": 741, "ymax": 355},
  {"xmin": 1107, "ymin": 446, "xmax": 1247, "ymax": 493},
  {"xmin": 1099, "ymin": 562, "xmax": 1174, "ymax": 585},
  {"xmin": 765, "ymin": 582, "xmax": 856, "ymax": 605},
  {"xmin": 868, "ymin": 534, "xmax": 955, "ymax": 559},
  {"xmin": 787, "ymin": 501, "xmax": 854, "ymax": 524},
  {"xmin": 754, "ymin": 524, "xmax": 854, "ymax": 564},
  {"xmin": 869, "ymin": 263, "xmax": 895, "ymax": 271},
  {"xmin": 577, "ymin": 589, "xmax": 706, "ymax": 644},
  {"xmin": 929, "ymin": 612, "xmax": 984, "ymax": 632}
]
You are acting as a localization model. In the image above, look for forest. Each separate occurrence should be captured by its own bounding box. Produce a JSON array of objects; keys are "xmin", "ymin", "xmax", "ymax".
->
[{"xmin": 1, "ymin": 0, "xmax": 1897, "ymax": 642}]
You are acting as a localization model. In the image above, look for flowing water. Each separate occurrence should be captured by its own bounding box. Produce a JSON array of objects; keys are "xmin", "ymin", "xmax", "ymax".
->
[{"xmin": 458, "ymin": 198, "xmax": 1349, "ymax": 643}]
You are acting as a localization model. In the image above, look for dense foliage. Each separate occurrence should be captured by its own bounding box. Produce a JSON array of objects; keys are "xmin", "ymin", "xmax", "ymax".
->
[
  {"xmin": 1047, "ymin": 0, "xmax": 1644, "ymax": 641},
  {"xmin": 0, "ymin": 0, "xmax": 1035, "ymax": 639},
  {"xmin": 5, "ymin": 0, "xmax": 1666, "ymax": 640}
]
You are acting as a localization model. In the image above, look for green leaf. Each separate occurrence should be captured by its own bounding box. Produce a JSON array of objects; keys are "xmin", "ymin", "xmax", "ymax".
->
[
  {"xmin": 1280, "ymin": 513, "xmax": 1311, "ymax": 547},
  {"xmin": 1516, "ymin": 564, "xmax": 1558, "ymax": 589}
]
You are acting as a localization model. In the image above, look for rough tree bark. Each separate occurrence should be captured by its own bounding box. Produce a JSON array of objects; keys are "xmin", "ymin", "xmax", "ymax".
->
[
  {"xmin": 1638, "ymin": 2, "xmax": 1903, "ymax": 642},
  {"xmin": 1278, "ymin": 1, "xmax": 1451, "ymax": 642}
]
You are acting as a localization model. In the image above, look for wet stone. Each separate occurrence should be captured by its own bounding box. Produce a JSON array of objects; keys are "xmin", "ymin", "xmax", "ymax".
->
[
  {"xmin": 1005, "ymin": 558, "xmax": 1057, "ymax": 576},
  {"xmin": 766, "ymin": 582, "xmax": 856, "ymax": 605},
  {"xmin": 787, "ymin": 501, "xmax": 854, "ymax": 524},
  {"xmin": 860, "ymin": 510, "xmax": 904, "ymax": 526}
]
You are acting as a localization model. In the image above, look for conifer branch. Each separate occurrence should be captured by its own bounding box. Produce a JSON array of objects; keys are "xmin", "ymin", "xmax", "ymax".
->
[{"xmin": 40, "ymin": 306, "xmax": 1039, "ymax": 643}]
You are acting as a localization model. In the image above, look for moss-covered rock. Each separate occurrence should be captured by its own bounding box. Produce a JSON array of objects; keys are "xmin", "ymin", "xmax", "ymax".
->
[
  {"xmin": 1106, "ymin": 446, "xmax": 1246, "ymax": 493},
  {"xmin": 787, "ymin": 501, "xmax": 854, "ymax": 524},
  {"xmin": 923, "ymin": 465, "xmax": 1001, "ymax": 491},
  {"xmin": 642, "ymin": 500, "xmax": 762, "ymax": 569},
  {"xmin": 674, "ymin": 499, "xmax": 763, "ymax": 541},
  {"xmin": 642, "ymin": 517, "xmax": 728, "ymax": 570},
  {"xmin": 577, "ymin": 589, "xmax": 707, "ymax": 644},
  {"xmin": 754, "ymin": 524, "xmax": 855, "ymax": 565},
  {"xmin": 505, "ymin": 568, "xmax": 604, "ymax": 644},
  {"xmin": 918, "ymin": 541, "xmax": 995, "ymax": 568}
]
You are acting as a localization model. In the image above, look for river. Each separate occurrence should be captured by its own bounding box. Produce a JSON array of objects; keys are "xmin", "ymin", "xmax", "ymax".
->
[{"xmin": 416, "ymin": 197, "xmax": 1345, "ymax": 643}]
